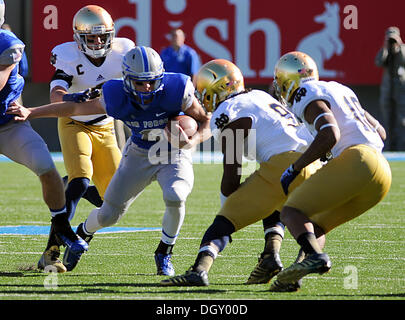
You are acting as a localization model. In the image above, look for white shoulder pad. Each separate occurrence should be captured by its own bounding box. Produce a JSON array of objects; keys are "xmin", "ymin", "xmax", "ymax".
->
[
  {"xmin": 50, "ymin": 42, "xmax": 81, "ymax": 73},
  {"xmin": 210, "ymin": 93, "xmax": 255, "ymax": 141},
  {"xmin": 292, "ymin": 80, "xmax": 330, "ymax": 120},
  {"xmin": 112, "ymin": 38, "xmax": 135, "ymax": 55}
]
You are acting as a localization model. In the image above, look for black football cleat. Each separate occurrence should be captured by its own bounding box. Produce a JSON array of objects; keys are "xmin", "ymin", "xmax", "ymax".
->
[
  {"xmin": 269, "ymin": 279, "xmax": 302, "ymax": 292},
  {"xmin": 276, "ymin": 252, "xmax": 331, "ymax": 285},
  {"xmin": 245, "ymin": 252, "xmax": 283, "ymax": 284},
  {"xmin": 160, "ymin": 267, "xmax": 209, "ymax": 286}
]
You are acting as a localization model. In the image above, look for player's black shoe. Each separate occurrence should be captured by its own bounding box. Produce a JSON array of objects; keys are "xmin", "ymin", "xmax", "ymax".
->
[
  {"xmin": 276, "ymin": 252, "xmax": 331, "ymax": 284},
  {"xmin": 155, "ymin": 253, "xmax": 175, "ymax": 276},
  {"xmin": 61, "ymin": 234, "xmax": 88, "ymax": 271},
  {"xmin": 245, "ymin": 252, "xmax": 283, "ymax": 284},
  {"xmin": 269, "ymin": 279, "xmax": 302, "ymax": 292},
  {"xmin": 76, "ymin": 223, "xmax": 94, "ymax": 243},
  {"xmin": 37, "ymin": 245, "xmax": 67, "ymax": 273},
  {"xmin": 160, "ymin": 267, "xmax": 209, "ymax": 286}
]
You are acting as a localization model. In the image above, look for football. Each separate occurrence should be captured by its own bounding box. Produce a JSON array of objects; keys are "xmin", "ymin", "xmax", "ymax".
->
[{"xmin": 166, "ymin": 115, "xmax": 198, "ymax": 139}]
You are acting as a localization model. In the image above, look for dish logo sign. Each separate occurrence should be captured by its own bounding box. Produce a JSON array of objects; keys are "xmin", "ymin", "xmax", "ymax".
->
[{"xmin": 33, "ymin": 0, "xmax": 397, "ymax": 84}]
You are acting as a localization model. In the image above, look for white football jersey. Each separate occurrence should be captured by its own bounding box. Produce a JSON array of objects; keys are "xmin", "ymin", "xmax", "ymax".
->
[
  {"xmin": 210, "ymin": 90, "xmax": 313, "ymax": 163},
  {"xmin": 50, "ymin": 37, "xmax": 135, "ymax": 124},
  {"xmin": 291, "ymin": 80, "xmax": 384, "ymax": 157}
]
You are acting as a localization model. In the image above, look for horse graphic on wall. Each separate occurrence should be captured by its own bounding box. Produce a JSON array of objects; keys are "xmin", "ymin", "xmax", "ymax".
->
[{"xmin": 297, "ymin": 2, "xmax": 344, "ymax": 77}]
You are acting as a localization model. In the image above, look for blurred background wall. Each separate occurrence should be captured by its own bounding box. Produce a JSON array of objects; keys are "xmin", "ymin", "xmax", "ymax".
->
[{"xmin": 4, "ymin": 0, "xmax": 386, "ymax": 151}]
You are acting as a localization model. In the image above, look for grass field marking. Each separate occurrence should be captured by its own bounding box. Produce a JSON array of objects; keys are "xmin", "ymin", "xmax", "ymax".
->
[{"xmin": 0, "ymin": 225, "xmax": 161, "ymax": 235}]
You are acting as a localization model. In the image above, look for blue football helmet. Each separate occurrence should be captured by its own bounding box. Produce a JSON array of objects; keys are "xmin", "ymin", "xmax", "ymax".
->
[{"xmin": 122, "ymin": 46, "xmax": 165, "ymax": 105}]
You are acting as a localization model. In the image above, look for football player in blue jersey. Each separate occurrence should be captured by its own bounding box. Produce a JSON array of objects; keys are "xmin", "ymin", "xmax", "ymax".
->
[
  {"xmin": 8, "ymin": 46, "xmax": 211, "ymax": 275},
  {"xmin": 0, "ymin": 0, "xmax": 87, "ymax": 273}
]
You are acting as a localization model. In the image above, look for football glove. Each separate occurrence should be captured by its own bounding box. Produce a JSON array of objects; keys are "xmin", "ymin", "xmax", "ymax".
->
[
  {"xmin": 280, "ymin": 164, "xmax": 300, "ymax": 195},
  {"xmin": 62, "ymin": 88, "xmax": 100, "ymax": 103}
]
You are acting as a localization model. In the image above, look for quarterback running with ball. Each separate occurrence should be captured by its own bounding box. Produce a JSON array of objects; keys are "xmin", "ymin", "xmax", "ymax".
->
[{"xmin": 7, "ymin": 46, "xmax": 211, "ymax": 276}]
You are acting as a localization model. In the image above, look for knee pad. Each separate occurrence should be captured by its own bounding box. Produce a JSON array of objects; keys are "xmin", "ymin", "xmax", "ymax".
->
[
  {"xmin": 163, "ymin": 181, "xmax": 191, "ymax": 203},
  {"xmin": 25, "ymin": 141, "xmax": 56, "ymax": 176},
  {"xmin": 201, "ymin": 215, "xmax": 235, "ymax": 253}
]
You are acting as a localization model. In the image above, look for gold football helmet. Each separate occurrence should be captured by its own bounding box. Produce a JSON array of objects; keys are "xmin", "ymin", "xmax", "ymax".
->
[
  {"xmin": 273, "ymin": 51, "xmax": 319, "ymax": 106},
  {"xmin": 73, "ymin": 5, "xmax": 115, "ymax": 59},
  {"xmin": 194, "ymin": 59, "xmax": 245, "ymax": 112}
]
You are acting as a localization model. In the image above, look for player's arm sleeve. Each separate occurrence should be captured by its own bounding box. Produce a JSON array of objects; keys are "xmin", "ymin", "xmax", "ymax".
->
[
  {"xmin": 0, "ymin": 45, "xmax": 24, "ymax": 65},
  {"xmin": 50, "ymin": 69, "xmax": 73, "ymax": 91},
  {"xmin": 18, "ymin": 52, "xmax": 28, "ymax": 77}
]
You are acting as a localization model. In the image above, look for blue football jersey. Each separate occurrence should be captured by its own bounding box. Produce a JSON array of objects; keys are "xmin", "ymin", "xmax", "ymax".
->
[
  {"xmin": 0, "ymin": 29, "xmax": 25, "ymax": 125},
  {"xmin": 103, "ymin": 72, "xmax": 189, "ymax": 149}
]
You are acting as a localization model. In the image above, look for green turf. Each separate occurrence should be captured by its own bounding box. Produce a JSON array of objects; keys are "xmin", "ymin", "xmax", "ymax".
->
[{"xmin": 0, "ymin": 160, "xmax": 403, "ymax": 301}]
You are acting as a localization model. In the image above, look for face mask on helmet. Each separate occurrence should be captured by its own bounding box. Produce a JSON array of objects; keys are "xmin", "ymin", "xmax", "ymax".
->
[
  {"xmin": 122, "ymin": 46, "xmax": 165, "ymax": 106},
  {"xmin": 273, "ymin": 51, "xmax": 319, "ymax": 107},
  {"xmin": 73, "ymin": 5, "xmax": 115, "ymax": 59},
  {"xmin": 194, "ymin": 59, "xmax": 245, "ymax": 113}
]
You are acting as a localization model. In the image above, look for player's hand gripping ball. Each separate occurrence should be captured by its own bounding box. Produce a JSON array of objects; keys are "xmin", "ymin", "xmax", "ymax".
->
[{"xmin": 164, "ymin": 115, "xmax": 198, "ymax": 149}]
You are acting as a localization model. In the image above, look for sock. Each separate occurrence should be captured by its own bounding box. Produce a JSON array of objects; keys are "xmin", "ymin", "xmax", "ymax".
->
[
  {"xmin": 193, "ymin": 251, "xmax": 215, "ymax": 273},
  {"xmin": 154, "ymin": 240, "xmax": 174, "ymax": 255},
  {"xmin": 263, "ymin": 232, "xmax": 283, "ymax": 257},
  {"xmin": 295, "ymin": 248, "xmax": 306, "ymax": 263},
  {"xmin": 65, "ymin": 178, "xmax": 90, "ymax": 221},
  {"xmin": 77, "ymin": 223, "xmax": 94, "ymax": 243},
  {"xmin": 49, "ymin": 206, "xmax": 67, "ymax": 217},
  {"xmin": 297, "ymin": 232, "xmax": 322, "ymax": 255},
  {"xmin": 262, "ymin": 211, "xmax": 285, "ymax": 256},
  {"xmin": 83, "ymin": 208, "xmax": 103, "ymax": 234},
  {"xmin": 161, "ymin": 201, "xmax": 185, "ymax": 244},
  {"xmin": 82, "ymin": 185, "xmax": 103, "ymax": 207},
  {"xmin": 45, "ymin": 223, "xmax": 58, "ymax": 250},
  {"xmin": 51, "ymin": 212, "xmax": 77, "ymax": 242}
]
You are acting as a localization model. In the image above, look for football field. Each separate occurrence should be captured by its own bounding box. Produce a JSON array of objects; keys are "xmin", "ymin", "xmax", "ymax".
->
[{"xmin": 0, "ymin": 158, "xmax": 403, "ymax": 302}]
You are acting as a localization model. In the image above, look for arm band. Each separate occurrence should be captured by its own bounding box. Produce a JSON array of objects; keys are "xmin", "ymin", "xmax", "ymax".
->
[
  {"xmin": 313, "ymin": 112, "xmax": 333, "ymax": 128},
  {"xmin": 319, "ymin": 123, "xmax": 338, "ymax": 131}
]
